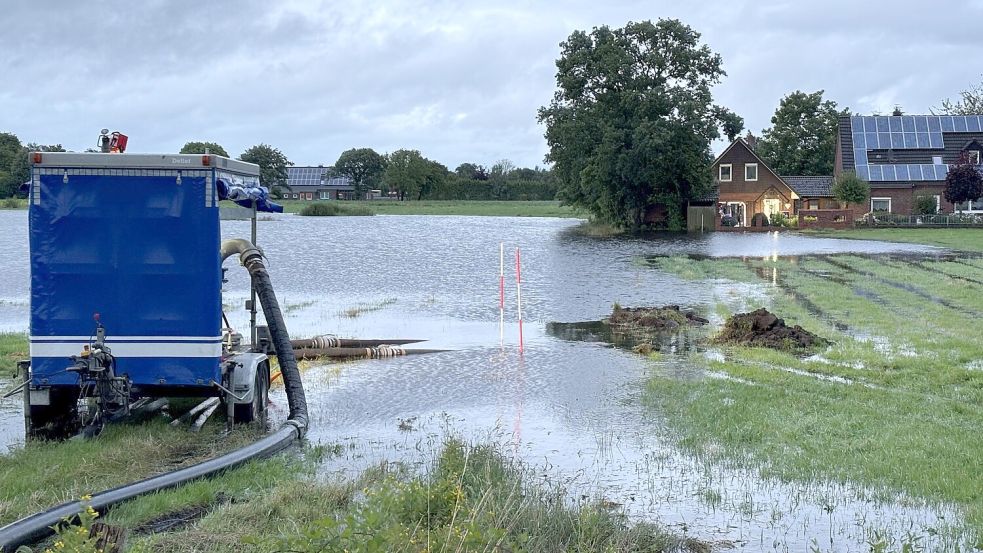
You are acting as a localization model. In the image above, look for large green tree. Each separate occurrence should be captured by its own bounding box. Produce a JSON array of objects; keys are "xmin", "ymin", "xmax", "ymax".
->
[
  {"xmin": 421, "ymin": 159, "xmax": 449, "ymax": 200},
  {"xmin": 384, "ymin": 149, "xmax": 430, "ymax": 201},
  {"xmin": 0, "ymin": 133, "xmax": 30, "ymax": 198},
  {"xmin": 756, "ymin": 90, "xmax": 847, "ymax": 176},
  {"xmin": 334, "ymin": 148, "xmax": 386, "ymax": 200},
  {"xmin": 180, "ymin": 141, "xmax": 229, "ymax": 157},
  {"xmin": 454, "ymin": 163, "xmax": 488, "ymax": 181},
  {"xmin": 238, "ymin": 144, "xmax": 292, "ymax": 191},
  {"xmin": 714, "ymin": 107, "xmax": 744, "ymax": 142},
  {"xmin": 538, "ymin": 19, "xmax": 733, "ymax": 230}
]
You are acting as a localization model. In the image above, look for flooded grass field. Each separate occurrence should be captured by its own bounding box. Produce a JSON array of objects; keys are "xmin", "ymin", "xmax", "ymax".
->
[{"xmin": 0, "ymin": 210, "xmax": 980, "ymax": 551}]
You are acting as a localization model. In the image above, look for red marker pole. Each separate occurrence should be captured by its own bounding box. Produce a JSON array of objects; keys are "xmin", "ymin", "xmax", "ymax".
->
[
  {"xmin": 499, "ymin": 242, "xmax": 505, "ymax": 348},
  {"xmin": 515, "ymin": 247, "xmax": 523, "ymax": 353}
]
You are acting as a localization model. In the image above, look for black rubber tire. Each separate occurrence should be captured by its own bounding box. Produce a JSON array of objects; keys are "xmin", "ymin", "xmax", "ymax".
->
[{"xmin": 232, "ymin": 362, "xmax": 269, "ymax": 424}]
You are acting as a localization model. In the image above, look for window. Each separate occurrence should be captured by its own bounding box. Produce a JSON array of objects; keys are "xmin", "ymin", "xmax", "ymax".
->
[
  {"xmin": 955, "ymin": 199, "xmax": 983, "ymax": 212},
  {"xmin": 305, "ymin": 192, "xmax": 313, "ymax": 200},
  {"xmin": 745, "ymin": 163, "xmax": 758, "ymax": 181},
  {"xmin": 719, "ymin": 164, "xmax": 732, "ymax": 182},
  {"xmin": 871, "ymin": 197, "xmax": 892, "ymax": 213},
  {"xmin": 968, "ymin": 150, "xmax": 981, "ymax": 164},
  {"xmin": 292, "ymin": 193, "xmax": 299, "ymax": 199},
  {"xmin": 319, "ymin": 190, "xmax": 330, "ymax": 200},
  {"xmin": 807, "ymin": 200, "xmax": 818, "ymax": 210}
]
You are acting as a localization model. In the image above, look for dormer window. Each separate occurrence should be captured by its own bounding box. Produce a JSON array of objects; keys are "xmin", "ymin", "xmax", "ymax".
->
[
  {"xmin": 719, "ymin": 164, "xmax": 732, "ymax": 182},
  {"xmin": 745, "ymin": 163, "xmax": 758, "ymax": 181},
  {"xmin": 968, "ymin": 151, "xmax": 980, "ymax": 164}
]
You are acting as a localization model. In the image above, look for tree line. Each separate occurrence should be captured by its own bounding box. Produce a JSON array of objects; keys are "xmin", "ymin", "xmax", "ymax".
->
[{"xmin": 0, "ymin": 134, "xmax": 556, "ymax": 202}]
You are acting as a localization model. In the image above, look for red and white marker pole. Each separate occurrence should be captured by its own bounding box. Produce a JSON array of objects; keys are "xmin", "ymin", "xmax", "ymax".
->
[
  {"xmin": 515, "ymin": 247, "xmax": 523, "ymax": 353},
  {"xmin": 499, "ymin": 242, "xmax": 505, "ymax": 348}
]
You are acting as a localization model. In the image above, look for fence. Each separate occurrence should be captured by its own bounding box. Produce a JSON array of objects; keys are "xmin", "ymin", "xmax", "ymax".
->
[
  {"xmin": 798, "ymin": 209, "xmax": 854, "ymax": 230},
  {"xmin": 857, "ymin": 212, "xmax": 983, "ymax": 227}
]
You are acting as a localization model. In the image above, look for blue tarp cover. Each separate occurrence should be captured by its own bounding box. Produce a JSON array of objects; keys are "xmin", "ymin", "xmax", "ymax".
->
[
  {"xmin": 30, "ymin": 170, "xmax": 223, "ymax": 387},
  {"xmin": 216, "ymin": 177, "xmax": 283, "ymax": 213}
]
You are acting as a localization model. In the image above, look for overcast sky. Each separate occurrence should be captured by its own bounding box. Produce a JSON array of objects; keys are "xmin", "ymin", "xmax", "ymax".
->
[{"xmin": 2, "ymin": 1, "xmax": 981, "ymax": 169}]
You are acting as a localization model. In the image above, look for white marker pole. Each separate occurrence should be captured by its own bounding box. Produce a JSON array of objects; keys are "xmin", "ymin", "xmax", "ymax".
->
[
  {"xmin": 516, "ymin": 247, "xmax": 523, "ymax": 354},
  {"xmin": 499, "ymin": 242, "xmax": 505, "ymax": 348}
]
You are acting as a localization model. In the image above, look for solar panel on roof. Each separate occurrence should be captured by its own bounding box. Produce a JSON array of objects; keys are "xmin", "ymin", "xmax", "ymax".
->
[
  {"xmin": 845, "ymin": 115, "xmax": 983, "ymax": 150},
  {"xmin": 853, "ymin": 163, "xmax": 950, "ymax": 182}
]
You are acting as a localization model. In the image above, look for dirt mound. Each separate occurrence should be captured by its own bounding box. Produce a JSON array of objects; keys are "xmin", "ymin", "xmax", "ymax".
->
[
  {"xmin": 607, "ymin": 305, "xmax": 709, "ymax": 330},
  {"xmin": 716, "ymin": 308, "xmax": 828, "ymax": 350}
]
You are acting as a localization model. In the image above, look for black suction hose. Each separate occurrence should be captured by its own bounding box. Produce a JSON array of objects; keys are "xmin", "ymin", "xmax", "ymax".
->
[{"xmin": 0, "ymin": 240, "xmax": 308, "ymax": 551}]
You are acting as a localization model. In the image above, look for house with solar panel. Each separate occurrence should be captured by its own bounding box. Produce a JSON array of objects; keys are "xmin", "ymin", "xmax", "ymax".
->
[
  {"xmin": 835, "ymin": 114, "xmax": 983, "ymax": 214},
  {"xmin": 282, "ymin": 166, "xmax": 362, "ymax": 200},
  {"xmin": 707, "ymin": 138, "xmax": 837, "ymax": 228}
]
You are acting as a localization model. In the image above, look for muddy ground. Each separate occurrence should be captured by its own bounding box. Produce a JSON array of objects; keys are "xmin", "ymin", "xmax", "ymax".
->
[{"xmin": 715, "ymin": 308, "xmax": 829, "ymax": 350}]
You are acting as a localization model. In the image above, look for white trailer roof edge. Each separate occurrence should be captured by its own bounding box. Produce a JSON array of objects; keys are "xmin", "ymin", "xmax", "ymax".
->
[{"xmin": 30, "ymin": 152, "xmax": 260, "ymax": 175}]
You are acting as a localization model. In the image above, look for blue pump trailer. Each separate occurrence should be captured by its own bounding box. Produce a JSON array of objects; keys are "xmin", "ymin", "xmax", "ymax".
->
[{"xmin": 25, "ymin": 152, "xmax": 275, "ymax": 438}]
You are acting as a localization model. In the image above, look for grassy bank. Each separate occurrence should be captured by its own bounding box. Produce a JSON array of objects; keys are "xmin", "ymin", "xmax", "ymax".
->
[
  {"xmin": 646, "ymin": 253, "xmax": 983, "ymax": 543},
  {"xmin": 129, "ymin": 439, "xmax": 689, "ymax": 553},
  {"xmin": 1, "ymin": 333, "xmax": 27, "ymax": 377},
  {"xmin": 801, "ymin": 227, "xmax": 983, "ymax": 251},
  {"xmin": 4, "ymin": 432, "xmax": 689, "ymax": 552},
  {"xmin": 280, "ymin": 200, "xmax": 581, "ymax": 218}
]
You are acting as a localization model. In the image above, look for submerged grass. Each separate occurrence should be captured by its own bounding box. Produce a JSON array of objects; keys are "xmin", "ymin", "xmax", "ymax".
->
[
  {"xmin": 341, "ymin": 297, "xmax": 397, "ymax": 318},
  {"xmin": 123, "ymin": 439, "xmax": 688, "ymax": 552},
  {"xmin": 645, "ymin": 252, "xmax": 983, "ymax": 542}
]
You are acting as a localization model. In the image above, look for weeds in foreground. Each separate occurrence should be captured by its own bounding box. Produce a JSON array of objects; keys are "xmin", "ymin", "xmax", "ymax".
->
[
  {"xmin": 247, "ymin": 439, "xmax": 684, "ymax": 553},
  {"xmin": 124, "ymin": 440, "xmax": 689, "ymax": 552}
]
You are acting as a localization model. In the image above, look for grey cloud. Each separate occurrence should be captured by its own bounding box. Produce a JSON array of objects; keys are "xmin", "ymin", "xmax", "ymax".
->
[{"xmin": 2, "ymin": 1, "xmax": 981, "ymax": 168}]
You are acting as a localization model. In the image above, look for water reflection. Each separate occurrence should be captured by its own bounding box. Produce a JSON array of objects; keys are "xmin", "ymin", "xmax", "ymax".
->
[{"xmin": 0, "ymin": 211, "xmax": 968, "ymax": 549}]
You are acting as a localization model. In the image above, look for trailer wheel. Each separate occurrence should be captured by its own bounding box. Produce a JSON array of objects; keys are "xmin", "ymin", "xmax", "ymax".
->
[{"xmin": 233, "ymin": 361, "xmax": 269, "ymax": 424}]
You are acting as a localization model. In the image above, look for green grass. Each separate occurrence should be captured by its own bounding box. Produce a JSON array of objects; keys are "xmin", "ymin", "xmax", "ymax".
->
[
  {"xmin": 297, "ymin": 202, "xmax": 373, "ymax": 216},
  {"xmin": 801, "ymin": 227, "xmax": 983, "ymax": 251},
  {"xmin": 0, "ymin": 198, "xmax": 26, "ymax": 209},
  {"xmin": 0, "ymin": 333, "xmax": 28, "ymax": 377},
  {"xmin": 129, "ymin": 440, "xmax": 684, "ymax": 552},
  {"xmin": 115, "ymin": 440, "xmax": 689, "ymax": 552},
  {"xmin": 0, "ymin": 420, "xmax": 265, "ymax": 526},
  {"xmin": 645, "ymin": 253, "xmax": 983, "ymax": 542},
  {"xmin": 280, "ymin": 200, "xmax": 581, "ymax": 218}
]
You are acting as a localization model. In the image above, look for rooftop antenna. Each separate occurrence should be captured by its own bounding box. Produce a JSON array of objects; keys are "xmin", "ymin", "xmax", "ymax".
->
[{"xmin": 892, "ymin": 105, "xmax": 903, "ymax": 116}]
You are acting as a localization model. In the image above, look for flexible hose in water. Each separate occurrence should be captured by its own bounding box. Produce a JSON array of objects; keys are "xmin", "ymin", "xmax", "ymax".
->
[{"xmin": 0, "ymin": 239, "xmax": 308, "ymax": 551}]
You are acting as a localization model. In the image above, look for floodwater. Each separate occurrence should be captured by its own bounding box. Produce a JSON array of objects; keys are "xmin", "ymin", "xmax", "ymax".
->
[{"xmin": 0, "ymin": 209, "xmax": 973, "ymax": 551}]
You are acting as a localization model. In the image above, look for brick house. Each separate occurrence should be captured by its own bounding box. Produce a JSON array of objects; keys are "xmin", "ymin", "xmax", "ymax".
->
[
  {"xmin": 709, "ymin": 138, "xmax": 837, "ymax": 226},
  {"xmin": 283, "ymin": 166, "xmax": 359, "ymax": 200},
  {"xmin": 835, "ymin": 114, "xmax": 983, "ymax": 215}
]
